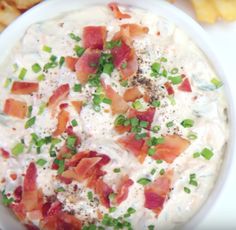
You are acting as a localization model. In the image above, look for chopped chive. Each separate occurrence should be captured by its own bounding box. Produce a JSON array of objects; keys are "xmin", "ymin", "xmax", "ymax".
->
[
  {"xmin": 43, "ymin": 45, "xmax": 52, "ymax": 53},
  {"xmin": 108, "ymin": 193, "xmax": 116, "ymax": 201},
  {"xmin": 151, "ymin": 168, "xmax": 156, "ymax": 175},
  {"xmin": 193, "ymin": 152, "xmax": 200, "ymax": 158},
  {"xmin": 211, "ymin": 78, "xmax": 223, "ymax": 89},
  {"xmin": 152, "ymin": 100, "xmax": 161, "ymax": 108},
  {"xmin": 13, "ymin": 63, "xmax": 19, "ymax": 73},
  {"xmin": 32, "ymin": 63, "xmax": 42, "ymax": 73},
  {"xmin": 148, "ymin": 147, "xmax": 156, "ymax": 156},
  {"xmin": 159, "ymin": 168, "xmax": 165, "ymax": 175},
  {"xmin": 74, "ymin": 45, "xmax": 85, "ymax": 57},
  {"xmin": 69, "ymin": 33, "xmax": 81, "ymax": 42},
  {"xmin": 25, "ymin": 116, "xmax": 36, "ymax": 129},
  {"xmin": 137, "ymin": 178, "xmax": 151, "ymax": 186},
  {"xmin": 38, "ymin": 102, "xmax": 46, "ymax": 115},
  {"xmin": 151, "ymin": 62, "xmax": 161, "ymax": 74},
  {"xmin": 201, "ymin": 148, "xmax": 214, "ymax": 160},
  {"xmin": 148, "ymin": 225, "xmax": 155, "ymax": 230},
  {"xmin": 187, "ymin": 132, "xmax": 198, "ymax": 140},
  {"xmin": 109, "ymin": 207, "xmax": 117, "ymax": 213},
  {"xmin": 27, "ymin": 106, "xmax": 33, "ymax": 118},
  {"xmin": 139, "ymin": 121, "xmax": 149, "ymax": 128},
  {"xmin": 73, "ymin": 83, "xmax": 82, "ymax": 92},
  {"xmin": 37, "ymin": 74, "xmax": 45, "ymax": 81},
  {"xmin": 57, "ymin": 160, "xmax": 65, "ymax": 174},
  {"xmin": 59, "ymin": 56, "xmax": 65, "ymax": 67},
  {"xmin": 43, "ymin": 62, "xmax": 58, "ymax": 71},
  {"xmin": 66, "ymin": 136, "xmax": 77, "ymax": 150},
  {"xmin": 160, "ymin": 57, "xmax": 167, "ymax": 62},
  {"xmin": 189, "ymin": 174, "xmax": 198, "ymax": 187},
  {"xmin": 71, "ymin": 119, "xmax": 78, "ymax": 127},
  {"xmin": 36, "ymin": 159, "xmax": 47, "ymax": 166},
  {"xmin": 168, "ymin": 95, "xmax": 176, "ymax": 105},
  {"xmin": 169, "ymin": 76, "xmax": 182, "ymax": 85},
  {"xmin": 114, "ymin": 115, "xmax": 126, "ymax": 126},
  {"xmin": 1, "ymin": 190, "xmax": 14, "ymax": 206},
  {"xmin": 147, "ymin": 137, "xmax": 164, "ymax": 146},
  {"xmin": 50, "ymin": 55, "xmax": 57, "ymax": 63},
  {"xmin": 120, "ymin": 79, "xmax": 128, "ymax": 87},
  {"xmin": 4, "ymin": 78, "xmax": 12, "ymax": 88},
  {"xmin": 162, "ymin": 69, "xmax": 168, "ymax": 77},
  {"xmin": 184, "ymin": 187, "xmax": 191, "ymax": 194},
  {"xmin": 166, "ymin": 121, "xmax": 174, "ymax": 128},
  {"xmin": 132, "ymin": 100, "xmax": 143, "ymax": 110},
  {"xmin": 103, "ymin": 98, "xmax": 112, "ymax": 105},
  {"xmin": 113, "ymin": 168, "xmax": 121, "ymax": 173},
  {"xmin": 135, "ymin": 132, "xmax": 147, "ymax": 140},
  {"xmin": 181, "ymin": 119, "xmax": 194, "ymax": 128},
  {"xmin": 56, "ymin": 187, "xmax": 65, "ymax": 192},
  {"xmin": 105, "ymin": 40, "xmax": 122, "ymax": 49},
  {"xmin": 18, "ymin": 68, "xmax": 27, "ymax": 80},
  {"xmin": 103, "ymin": 63, "xmax": 114, "ymax": 75},
  {"xmin": 12, "ymin": 143, "xmax": 24, "ymax": 156},
  {"xmin": 156, "ymin": 159, "xmax": 163, "ymax": 164},
  {"xmin": 127, "ymin": 207, "xmax": 136, "ymax": 214},
  {"xmin": 87, "ymin": 191, "xmax": 93, "ymax": 201},
  {"xmin": 130, "ymin": 117, "xmax": 139, "ymax": 127},
  {"xmin": 121, "ymin": 62, "xmax": 127, "ymax": 69},
  {"xmin": 152, "ymin": 125, "xmax": 161, "ymax": 133},
  {"xmin": 171, "ymin": 68, "xmax": 178, "ymax": 74},
  {"xmin": 93, "ymin": 104, "xmax": 101, "ymax": 112}
]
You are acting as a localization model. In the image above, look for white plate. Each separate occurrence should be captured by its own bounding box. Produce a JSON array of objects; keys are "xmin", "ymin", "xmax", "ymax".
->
[{"xmin": 0, "ymin": 0, "xmax": 234, "ymax": 229}]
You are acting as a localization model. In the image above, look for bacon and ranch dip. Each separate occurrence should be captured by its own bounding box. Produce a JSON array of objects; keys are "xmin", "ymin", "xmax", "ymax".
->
[{"xmin": 0, "ymin": 3, "xmax": 228, "ymax": 230}]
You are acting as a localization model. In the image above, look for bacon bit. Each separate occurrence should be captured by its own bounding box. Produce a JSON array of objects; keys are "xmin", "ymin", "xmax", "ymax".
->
[
  {"xmin": 71, "ymin": 100, "xmax": 83, "ymax": 114},
  {"xmin": 108, "ymin": 2, "xmax": 131, "ymax": 19},
  {"xmin": 14, "ymin": 186, "xmax": 23, "ymax": 202},
  {"xmin": 144, "ymin": 171, "xmax": 173, "ymax": 215},
  {"xmin": 143, "ymin": 92, "xmax": 151, "ymax": 103},
  {"xmin": 75, "ymin": 48, "xmax": 101, "ymax": 84},
  {"xmin": 114, "ymin": 125, "xmax": 131, "ymax": 134},
  {"xmin": 95, "ymin": 179, "xmax": 113, "ymax": 208},
  {"xmin": 164, "ymin": 82, "xmax": 174, "ymax": 95},
  {"xmin": 59, "ymin": 103, "xmax": 69, "ymax": 110},
  {"xmin": 46, "ymin": 201, "xmax": 62, "ymax": 217},
  {"xmin": 53, "ymin": 110, "xmax": 70, "ymax": 137},
  {"xmin": 114, "ymin": 176, "xmax": 134, "ymax": 204},
  {"xmin": 178, "ymin": 78, "xmax": 192, "ymax": 92},
  {"xmin": 157, "ymin": 31, "xmax": 161, "ymax": 36},
  {"xmin": 129, "ymin": 107, "xmax": 156, "ymax": 130},
  {"xmin": 0, "ymin": 148, "xmax": 10, "ymax": 159},
  {"xmin": 123, "ymin": 86, "xmax": 142, "ymax": 102},
  {"xmin": 48, "ymin": 84, "xmax": 70, "ymax": 110},
  {"xmin": 4, "ymin": 98, "xmax": 27, "ymax": 119},
  {"xmin": 56, "ymin": 175, "xmax": 72, "ymax": 185},
  {"xmin": 120, "ymin": 24, "xmax": 149, "ymax": 37},
  {"xmin": 11, "ymin": 81, "xmax": 39, "ymax": 95},
  {"xmin": 111, "ymin": 39, "xmax": 131, "ymax": 68},
  {"xmin": 102, "ymin": 82, "xmax": 129, "ymax": 115},
  {"xmin": 117, "ymin": 133, "xmax": 147, "ymax": 163},
  {"xmin": 10, "ymin": 203, "xmax": 26, "ymax": 221},
  {"xmin": 152, "ymin": 135, "xmax": 190, "ymax": 163},
  {"xmin": 65, "ymin": 56, "xmax": 79, "ymax": 72},
  {"xmin": 10, "ymin": 173, "xmax": 17, "ymax": 181},
  {"xmin": 83, "ymin": 26, "xmax": 107, "ymax": 50}
]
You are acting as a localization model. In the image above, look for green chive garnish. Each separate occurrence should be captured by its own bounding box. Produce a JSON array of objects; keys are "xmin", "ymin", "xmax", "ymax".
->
[
  {"xmin": 166, "ymin": 121, "xmax": 174, "ymax": 128},
  {"xmin": 73, "ymin": 83, "xmax": 82, "ymax": 92},
  {"xmin": 148, "ymin": 147, "xmax": 156, "ymax": 156},
  {"xmin": 66, "ymin": 136, "xmax": 77, "ymax": 150},
  {"xmin": 87, "ymin": 191, "xmax": 93, "ymax": 201},
  {"xmin": 69, "ymin": 33, "xmax": 81, "ymax": 42},
  {"xmin": 18, "ymin": 68, "xmax": 27, "ymax": 80},
  {"xmin": 74, "ymin": 45, "xmax": 85, "ymax": 57},
  {"xmin": 4, "ymin": 78, "xmax": 12, "ymax": 88},
  {"xmin": 159, "ymin": 168, "xmax": 165, "ymax": 175},
  {"xmin": 193, "ymin": 152, "xmax": 200, "ymax": 158},
  {"xmin": 152, "ymin": 100, "xmax": 161, "ymax": 108},
  {"xmin": 37, "ymin": 74, "xmax": 45, "ymax": 81},
  {"xmin": 181, "ymin": 119, "xmax": 194, "ymax": 128},
  {"xmin": 25, "ymin": 116, "xmax": 36, "ymax": 129},
  {"xmin": 137, "ymin": 178, "xmax": 151, "ymax": 185},
  {"xmin": 71, "ymin": 119, "xmax": 78, "ymax": 127},
  {"xmin": 38, "ymin": 102, "xmax": 46, "ymax": 115},
  {"xmin": 132, "ymin": 100, "xmax": 143, "ymax": 110},
  {"xmin": 103, "ymin": 63, "xmax": 114, "ymax": 75},
  {"xmin": 43, "ymin": 45, "xmax": 52, "ymax": 53},
  {"xmin": 201, "ymin": 148, "xmax": 214, "ymax": 160},
  {"xmin": 109, "ymin": 207, "xmax": 117, "ymax": 213},
  {"xmin": 12, "ymin": 143, "xmax": 24, "ymax": 156},
  {"xmin": 36, "ymin": 159, "xmax": 47, "ymax": 166},
  {"xmin": 169, "ymin": 76, "xmax": 182, "ymax": 85},
  {"xmin": 211, "ymin": 78, "xmax": 223, "ymax": 89},
  {"xmin": 32, "ymin": 63, "xmax": 42, "ymax": 73},
  {"xmin": 184, "ymin": 187, "xmax": 191, "ymax": 194},
  {"xmin": 171, "ymin": 68, "xmax": 178, "ymax": 74},
  {"xmin": 103, "ymin": 98, "xmax": 112, "ymax": 105},
  {"xmin": 106, "ymin": 40, "xmax": 122, "ymax": 49}
]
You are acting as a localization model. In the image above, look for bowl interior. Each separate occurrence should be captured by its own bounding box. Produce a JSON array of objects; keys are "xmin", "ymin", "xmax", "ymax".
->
[{"xmin": 0, "ymin": 0, "xmax": 234, "ymax": 229}]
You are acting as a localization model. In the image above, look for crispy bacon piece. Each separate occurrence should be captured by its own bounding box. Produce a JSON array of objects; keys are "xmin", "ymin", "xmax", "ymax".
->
[
  {"xmin": 75, "ymin": 48, "xmax": 101, "ymax": 84},
  {"xmin": 144, "ymin": 171, "xmax": 173, "ymax": 215},
  {"xmin": 14, "ymin": 186, "xmax": 23, "ymax": 202},
  {"xmin": 11, "ymin": 81, "xmax": 39, "ymax": 95},
  {"xmin": 114, "ymin": 125, "xmax": 131, "ymax": 134},
  {"xmin": 120, "ymin": 24, "xmax": 149, "ymax": 37},
  {"xmin": 4, "ymin": 98, "xmax": 27, "ymax": 119},
  {"xmin": 119, "ymin": 50, "xmax": 138, "ymax": 80},
  {"xmin": 178, "ymin": 78, "xmax": 192, "ymax": 92},
  {"xmin": 65, "ymin": 57, "xmax": 79, "ymax": 72},
  {"xmin": 152, "ymin": 135, "xmax": 190, "ymax": 163},
  {"xmin": 53, "ymin": 110, "xmax": 69, "ymax": 136},
  {"xmin": 108, "ymin": 2, "xmax": 131, "ymax": 19},
  {"xmin": 117, "ymin": 133, "xmax": 147, "ymax": 163},
  {"xmin": 22, "ymin": 162, "xmax": 39, "ymax": 212},
  {"xmin": 111, "ymin": 39, "xmax": 131, "ymax": 68},
  {"xmin": 123, "ymin": 86, "xmax": 142, "ymax": 102},
  {"xmin": 0, "ymin": 148, "xmax": 10, "ymax": 159},
  {"xmin": 48, "ymin": 84, "xmax": 70, "ymax": 109},
  {"xmin": 102, "ymin": 82, "xmax": 129, "ymax": 114},
  {"xmin": 83, "ymin": 26, "xmax": 107, "ymax": 50},
  {"xmin": 71, "ymin": 101, "xmax": 83, "ymax": 114},
  {"xmin": 129, "ymin": 107, "xmax": 156, "ymax": 129},
  {"xmin": 114, "ymin": 176, "xmax": 134, "ymax": 204},
  {"xmin": 95, "ymin": 179, "xmax": 113, "ymax": 208},
  {"xmin": 164, "ymin": 82, "xmax": 174, "ymax": 95}
]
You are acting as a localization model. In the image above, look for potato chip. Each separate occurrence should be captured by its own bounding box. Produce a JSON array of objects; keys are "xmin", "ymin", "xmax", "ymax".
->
[
  {"xmin": 6, "ymin": 0, "xmax": 42, "ymax": 10},
  {"xmin": 214, "ymin": 0, "xmax": 236, "ymax": 21}
]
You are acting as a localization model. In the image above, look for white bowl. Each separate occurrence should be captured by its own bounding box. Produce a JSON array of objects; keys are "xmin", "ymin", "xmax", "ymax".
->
[{"xmin": 0, "ymin": 0, "xmax": 234, "ymax": 229}]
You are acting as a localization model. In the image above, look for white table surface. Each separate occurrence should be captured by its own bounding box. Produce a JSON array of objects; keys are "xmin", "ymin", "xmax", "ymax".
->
[{"xmin": 175, "ymin": 1, "xmax": 236, "ymax": 229}]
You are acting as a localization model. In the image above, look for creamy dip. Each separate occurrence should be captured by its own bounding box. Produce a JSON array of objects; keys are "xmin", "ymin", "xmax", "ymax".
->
[{"xmin": 0, "ymin": 3, "xmax": 228, "ymax": 230}]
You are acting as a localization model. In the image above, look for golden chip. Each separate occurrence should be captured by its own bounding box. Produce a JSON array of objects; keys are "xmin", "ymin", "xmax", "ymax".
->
[
  {"xmin": 214, "ymin": 0, "xmax": 236, "ymax": 21},
  {"xmin": 5, "ymin": 0, "xmax": 42, "ymax": 10}
]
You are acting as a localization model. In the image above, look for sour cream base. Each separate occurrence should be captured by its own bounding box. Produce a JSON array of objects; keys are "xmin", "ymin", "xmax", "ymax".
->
[{"xmin": 0, "ymin": 4, "xmax": 228, "ymax": 230}]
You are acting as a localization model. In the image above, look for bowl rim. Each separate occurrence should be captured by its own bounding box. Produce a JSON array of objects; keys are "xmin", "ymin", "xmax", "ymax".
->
[{"xmin": 0, "ymin": 0, "xmax": 234, "ymax": 229}]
